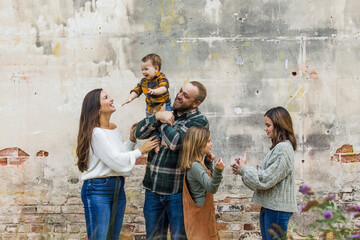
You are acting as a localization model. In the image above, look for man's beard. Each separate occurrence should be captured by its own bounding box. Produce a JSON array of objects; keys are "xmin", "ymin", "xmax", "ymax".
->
[{"xmin": 173, "ymin": 100, "xmax": 193, "ymax": 113}]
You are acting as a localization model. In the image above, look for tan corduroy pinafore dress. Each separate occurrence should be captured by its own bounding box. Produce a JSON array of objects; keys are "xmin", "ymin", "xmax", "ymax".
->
[{"xmin": 182, "ymin": 162, "xmax": 220, "ymax": 240}]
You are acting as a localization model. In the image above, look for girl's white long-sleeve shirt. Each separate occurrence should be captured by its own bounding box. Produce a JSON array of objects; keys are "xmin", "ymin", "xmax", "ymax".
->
[{"xmin": 81, "ymin": 127, "xmax": 142, "ymax": 181}]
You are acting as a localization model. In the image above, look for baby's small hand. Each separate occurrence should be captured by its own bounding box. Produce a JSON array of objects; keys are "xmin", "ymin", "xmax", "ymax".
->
[
  {"xmin": 148, "ymin": 88, "xmax": 157, "ymax": 95},
  {"xmin": 122, "ymin": 98, "xmax": 132, "ymax": 106}
]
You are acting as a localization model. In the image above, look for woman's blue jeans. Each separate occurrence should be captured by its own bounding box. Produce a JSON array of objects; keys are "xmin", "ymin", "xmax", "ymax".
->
[
  {"xmin": 81, "ymin": 176, "xmax": 126, "ymax": 240},
  {"xmin": 260, "ymin": 207, "xmax": 293, "ymax": 240},
  {"xmin": 143, "ymin": 190, "xmax": 186, "ymax": 240}
]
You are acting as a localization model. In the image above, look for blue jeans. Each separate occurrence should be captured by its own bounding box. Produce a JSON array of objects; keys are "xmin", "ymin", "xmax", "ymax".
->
[
  {"xmin": 81, "ymin": 176, "xmax": 126, "ymax": 240},
  {"xmin": 146, "ymin": 101, "xmax": 172, "ymax": 139},
  {"xmin": 260, "ymin": 207, "xmax": 293, "ymax": 240},
  {"xmin": 143, "ymin": 190, "xmax": 186, "ymax": 240}
]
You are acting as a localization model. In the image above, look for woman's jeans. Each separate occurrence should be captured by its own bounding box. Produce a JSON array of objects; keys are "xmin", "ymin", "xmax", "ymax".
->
[
  {"xmin": 260, "ymin": 207, "xmax": 293, "ymax": 240},
  {"xmin": 81, "ymin": 176, "xmax": 126, "ymax": 240}
]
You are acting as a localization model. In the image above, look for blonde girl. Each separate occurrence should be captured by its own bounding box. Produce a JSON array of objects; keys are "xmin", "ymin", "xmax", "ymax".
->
[{"xmin": 180, "ymin": 126, "xmax": 224, "ymax": 240}]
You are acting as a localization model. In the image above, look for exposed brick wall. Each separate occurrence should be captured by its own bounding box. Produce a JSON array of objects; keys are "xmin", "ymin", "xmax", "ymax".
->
[
  {"xmin": 331, "ymin": 144, "xmax": 360, "ymax": 163},
  {"xmin": 0, "ymin": 148, "xmax": 30, "ymax": 166},
  {"xmin": 2, "ymin": 144, "xmax": 360, "ymax": 239},
  {"xmin": 0, "ymin": 147, "xmax": 86, "ymax": 239},
  {"xmin": 0, "ymin": 196, "xmax": 87, "ymax": 239},
  {"xmin": 1, "ymin": 167, "xmax": 360, "ymax": 239}
]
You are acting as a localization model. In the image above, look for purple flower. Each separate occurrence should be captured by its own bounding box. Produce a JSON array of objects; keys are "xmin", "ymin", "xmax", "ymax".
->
[
  {"xmin": 347, "ymin": 205, "xmax": 360, "ymax": 212},
  {"xmin": 299, "ymin": 205, "xmax": 305, "ymax": 212},
  {"xmin": 347, "ymin": 234, "xmax": 360, "ymax": 239},
  {"xmin": 299, "ymin": 185, "xmax": 311, "ymax": 195},
  {"xmin": 328, "ymin": 194, "xmax": 334, "ymax": 201},
  {"xmin": 324, "ymin": 210, "xmax": 333, "ymax": 219}
]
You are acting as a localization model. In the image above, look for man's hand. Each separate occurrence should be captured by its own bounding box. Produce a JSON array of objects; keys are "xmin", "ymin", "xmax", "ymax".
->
[
  {"xmin": 161, "ymin": 138, "xmax": 169, "ymax": 148},
  {"xmin": 155, "ymin": 111, "xmax": 174, "ymax": 125}
]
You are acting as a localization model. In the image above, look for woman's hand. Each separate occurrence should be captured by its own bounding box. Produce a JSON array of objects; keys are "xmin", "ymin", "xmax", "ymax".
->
[
  {"xmin": 215, "ymin": 157, "xmax": 225, "ymax": 170},
  {"xmin": 230, "ymin": 161, "xmax": 240, "ymax": 175},
  {"xmin": 139, "ymin": 136, "xmax": 160, "ymax": 154},
  {"xmin": 130, "ymin": 122, "xmax": 139, "ymax": 142},
  {"xmin": 231, "ymin": 152, "xmax": 247, "ymax": 175}
]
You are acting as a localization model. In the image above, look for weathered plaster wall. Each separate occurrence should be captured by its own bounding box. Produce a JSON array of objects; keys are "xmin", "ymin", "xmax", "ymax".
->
[{"xmin": 0, "ymin": 0, "xmax": 359, "ymax": 239}]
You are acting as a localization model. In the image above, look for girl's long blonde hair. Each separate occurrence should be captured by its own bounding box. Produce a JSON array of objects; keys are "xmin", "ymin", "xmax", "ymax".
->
[{"xmin": 179, "ymin": 126, "xmax": 210, "ymax": 171}]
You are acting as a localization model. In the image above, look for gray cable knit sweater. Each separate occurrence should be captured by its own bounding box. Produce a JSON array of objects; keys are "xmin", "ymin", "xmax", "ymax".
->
[{"xmin": 239, "ymin": 141, "xmax": 297, "ymax": 213}]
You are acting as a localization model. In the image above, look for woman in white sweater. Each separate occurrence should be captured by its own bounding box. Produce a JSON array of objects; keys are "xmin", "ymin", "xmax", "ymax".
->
[
  {"xmin": 231, "ymin": 107, "xmax": 297, "ymax": 240},
  {"xmin": 76, "ymin": 89, "xmax": 159, "ymax": 240}
]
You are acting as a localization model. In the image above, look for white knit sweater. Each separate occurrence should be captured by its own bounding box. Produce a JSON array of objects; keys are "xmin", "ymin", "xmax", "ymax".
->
[
  {"xmin": 239, "ymin": 141, "xmax": 297, "ymax": 213},
  {"xmin": 81, "ymin": 127, "xmax": 142, "ymax": 181}
]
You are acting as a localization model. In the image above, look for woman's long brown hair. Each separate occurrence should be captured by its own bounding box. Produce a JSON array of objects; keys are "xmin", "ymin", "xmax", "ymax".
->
[
  {"xmin": 76, "ymin": 89, "xmax": 102, "ymax": 172},
  {"xmin": 265, "ymin": 106, "xmax": 297, "ymax": 151},
  {"xmin": 179, "ymin": 126, "xmax": 210, "ymax": 171}
]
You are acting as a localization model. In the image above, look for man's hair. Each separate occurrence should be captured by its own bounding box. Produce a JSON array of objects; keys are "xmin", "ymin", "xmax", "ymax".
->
[
  {"xmin": 190, "ymin": 81, "xmax": 207, "ymax": 103},
  {"xmin": 141, "ymin": 53, "xmax": 162, "ymax": 71}
]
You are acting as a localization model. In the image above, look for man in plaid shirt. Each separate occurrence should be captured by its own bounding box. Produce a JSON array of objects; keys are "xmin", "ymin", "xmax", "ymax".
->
[{"xmin": 134, "ymin": 81, "xmax": 209, "ymax": 239}]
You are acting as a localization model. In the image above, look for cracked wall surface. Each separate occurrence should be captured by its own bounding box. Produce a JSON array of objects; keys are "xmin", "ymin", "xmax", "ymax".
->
[{"xmin": 0, "ymin": 0, "xmax": 360, "ymax": 239}]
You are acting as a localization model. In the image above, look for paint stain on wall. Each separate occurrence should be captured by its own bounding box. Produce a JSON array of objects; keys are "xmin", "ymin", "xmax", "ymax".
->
[
  {"xmin": 310, "ymin": 71, "xmax": 319, "ymax": 80},
  {"xmin": 184, "ymin": 76, "xmax": 190, "ymax": 83},
  {"xmin": 236, "ymin": 56, "xmax": 243, "ymax": 65},
  {"xmin": 204, "ymin": 0, "xmax": 222, "ymax": 24},
  {"xmin": 233, "ymin": 107, "xmax": 242, "ymax": 115},
  {"xmin": 296, "ymin": 87, "xmax": 306, "ymax": 99},
  {"xmin": 144, "ymin": 21, "xmax": 155, "ymax": 31},
  {"xmin": 210, "ymin": 53, "xmax": 220, "ymax": 60},
  {"xmin": 239, "ymin": 42, "xmax": 251, "ymax": 47},
  {"xmin": 286, "ymin": 86, "xmax": 307, "ymax": 108},
  {"xmin": 158, "ymin": 0, "xmax": 176, "ymax": 37},
  {"xmin": 181, "ymin": 42, "xmax": 191, "ymax": 52},
  {"xmin": 178, "ymin": 43, "xmax": 191, "ymax": 65},
  {"xmin": 53, "ymin": 43, "xmax": 60, "ymax": 57},
  {"xmin": 350, "ymin": 163, "xmax": 355, "ymax": 172}
]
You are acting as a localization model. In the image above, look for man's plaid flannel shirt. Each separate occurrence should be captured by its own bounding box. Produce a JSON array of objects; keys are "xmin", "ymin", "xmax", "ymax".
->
[{"xmin": 134, "ymin": 108, "xmax": 209, "ymax": 195}]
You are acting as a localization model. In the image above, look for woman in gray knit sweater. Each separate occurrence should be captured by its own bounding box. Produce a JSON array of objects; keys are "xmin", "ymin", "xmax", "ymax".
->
[{"xmin": 231, "ymin": 107, "xmax": 297, "ymax": 240}]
